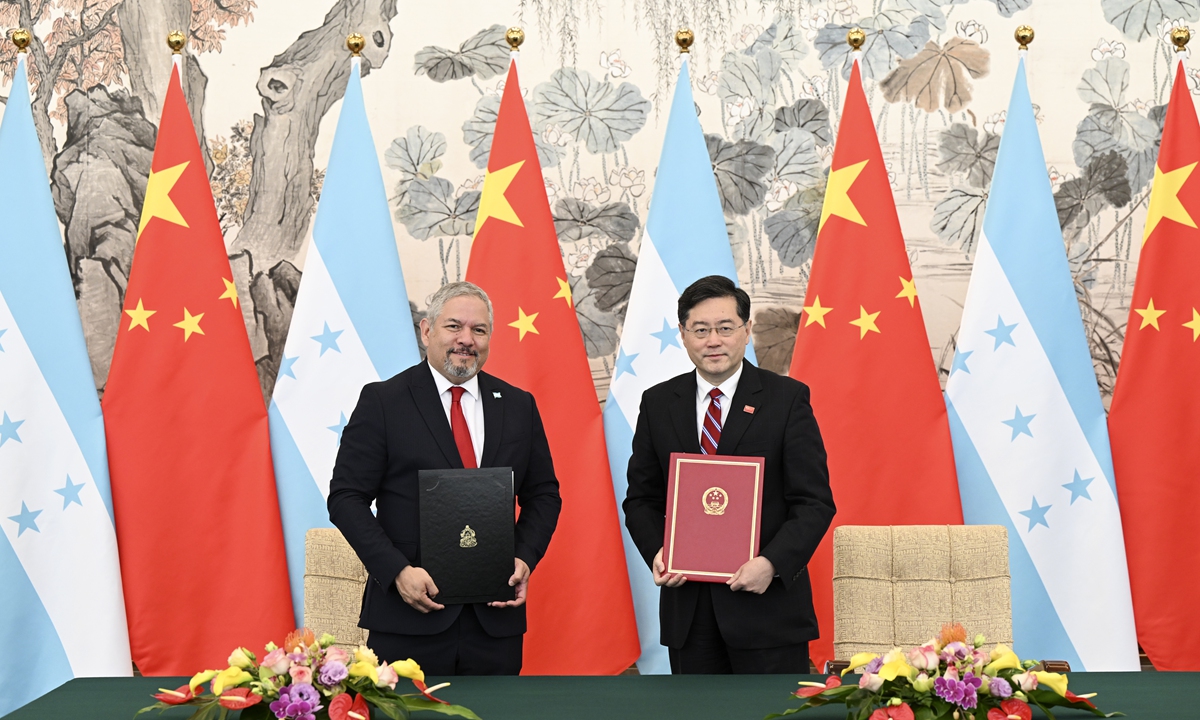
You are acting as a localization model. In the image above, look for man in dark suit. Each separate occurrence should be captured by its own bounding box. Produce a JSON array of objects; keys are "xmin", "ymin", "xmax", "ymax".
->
[
  {"xmin": 624, "ymin": 275, "xmax": 836, "ymax": 674},
  {"xmin": 328, "ymin": 281, "xmax": 561, "ymax": 675}
]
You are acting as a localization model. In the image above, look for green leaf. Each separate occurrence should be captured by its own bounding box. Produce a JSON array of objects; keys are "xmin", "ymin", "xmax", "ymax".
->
[
  {"xmin": 1101, "ymin": 0, "xmax": 1200, "ymax": 42},
  {"xmin": 402, "ymin": 697, "xmax": 483, "ymax": 720},
  {"xmin": 385, "ymin": 126, "xmax": 448, "ymax": 179},
  {"xmin": 1078, "ymin": 57, "xmax": 1130, "ymax": 107},
  {"xmin": 773, "ymin": 99, "xmax": 833, "ymax": 145},
  {"xmin": 414, "ymin": 25, "xmax": 509, "ymax": 82},
  {"xmin": 937, "ymin": 123, "xmax": 999, "ymax": 188},
  {"xmin": 399, "ymin": 178, "xmax": 480, "ymax": 240},
  {"xmin": 364, "ymin": 693, "xmax": 410, "ymax": 720},
  {"xmin": 815, "ymin": 17, "xmax": 931, "ymax": 81},
  {"xmin": 585, "ymin": 242, "xmax": 636, "ymax": 312},
  {"xmin": 719, "ymin": 49, "xmax": 783, "ymax": 106},
  {"xmin": 533, "ymin": 68, "xmax": 651, "ymax": 155},
  {"xmin": 931, "ymin": 186, "xmax": 987, "ymax": 254},
  {"xmin": 705, "ymin": 134, "xmax": 773, "ymax": 215},
  {"xmin": 239, "ymin": 703, "xmax": 272, "ymax": 720}
]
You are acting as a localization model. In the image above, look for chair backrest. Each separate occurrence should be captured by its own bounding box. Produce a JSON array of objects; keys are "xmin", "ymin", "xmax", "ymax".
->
[
  {"xmin": 832, "ymin": 525, "xmax": 1012, "ymax": 660},
  {"xmin": 304, "ymin": 528, "xmax": 368, "ymax": 649}
]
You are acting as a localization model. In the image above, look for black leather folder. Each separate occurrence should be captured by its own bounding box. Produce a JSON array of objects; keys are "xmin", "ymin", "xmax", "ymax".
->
[{"xmin": 418, "ymin": 467, "xmax": 516, "ymax": 604}]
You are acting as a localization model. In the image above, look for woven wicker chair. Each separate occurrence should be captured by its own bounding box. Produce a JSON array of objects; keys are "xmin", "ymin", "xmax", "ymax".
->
[
  {"xmin": 303, "ymin": 528, "xmax": 369, "ymax": 650},
  {"xmin": 832, "ymin": 525, "xmax": 1012, "ymax": 662}
]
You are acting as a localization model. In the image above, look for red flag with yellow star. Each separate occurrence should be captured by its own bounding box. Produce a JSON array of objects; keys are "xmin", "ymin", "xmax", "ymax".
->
[
  {"xmin": 788, "ymin": 59, "xmax": 961, "ymax": 667},
  {"xmin": 102, "ymin": 62, "xmax": 294, "ymax": 674},
  {"xmin": 464, "ymin": 58, "xmax": 639, "ymax": 674},
  {"xmin": 1109, "ymin": 60, "xmax": 1200, "ymax": 671}
]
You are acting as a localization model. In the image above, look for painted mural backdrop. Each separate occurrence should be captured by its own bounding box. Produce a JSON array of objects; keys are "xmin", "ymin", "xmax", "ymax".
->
[{"xmin": 1, "ymin": 0, "xmax": 1193, "ymax": 409}]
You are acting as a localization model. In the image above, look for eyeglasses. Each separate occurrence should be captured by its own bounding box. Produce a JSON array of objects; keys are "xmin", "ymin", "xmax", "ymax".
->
[{"xmin": 682, "ymin": 323, "xmax": 746, "ymax": 339}]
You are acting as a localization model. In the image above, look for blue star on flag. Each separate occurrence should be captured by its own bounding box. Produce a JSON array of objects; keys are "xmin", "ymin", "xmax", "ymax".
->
[
  {"xmin": 615, "ymin": 347, "xmax": 639, "ymax": 379},
  {"xmin": 0, "ymin": 411, "xmax": 24, "ymax": 447},
  {"xmin": 278, "ymin": 354, "xmax": 299, "ymax": 380},
  {"xmin": 650, "ymin": 318, "xmax": 681, "ymax": 352},
  {"xmin": 328, "ymin": 412, "xmax": 349, "ymax": 444},
  {"xmin": 311, "ymin": 323, "xmax": 344, "ymax": 356},
  {"xmin": 1062, "ymin": 470, "xmax": 1094, "ymax": 504},
  {"xmin": 1002, "ymin": 406, "xmax": 1036, "ymax": 440},
  {"xmin": 7, "ymin": 502, "xmax": 41, "ymax": 536},
  {"xmin": 984, "ymin": 316, "xmax": 1018, "ymax": 349},
  {"xmin": 951, "ymin": 348, "xmax": 973, "ymax": 375},
  {"xmin": 1019, "ymin": 496, "xmax": 1052, "ymax": 531},
  {"xmin": 54, "ymin": 476, "xmax": 86, "ymax": 509}
]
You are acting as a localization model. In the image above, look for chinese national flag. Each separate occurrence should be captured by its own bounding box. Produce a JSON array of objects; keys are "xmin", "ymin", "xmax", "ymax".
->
[
  {"xmin": 464, "ymin": 59, "xmax": 639, "ymax": 674},
  {"xmin": 788, "ymin": 60, "xmax": 962, "ymax": 667},
  {"xmin": 1109, "ymin": 60, "xmax": 1200, "ymax": 671},
  {"xmin": 103, "ymin": 63, "xmax": 294, "ymax": 674}
]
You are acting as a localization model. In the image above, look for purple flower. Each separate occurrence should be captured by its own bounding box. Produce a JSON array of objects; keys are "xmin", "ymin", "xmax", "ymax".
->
[
  {"xmin": 318, "ymin": 660, "xmax": 349, "ymax": 686},
  {"xmin": 268, "ymin": 684, "xmax": 323, "ymax": 720},
  {"xmin": 863, "ymin": 657, "xmax": 884, "ymax": 674},
  {"xmin": 934, "ymin": 672, "xmax": 982, "ymax": 710},
  {"xmin": 989, "ymin": 676, "xmax": 1014, "ymax": 698}
]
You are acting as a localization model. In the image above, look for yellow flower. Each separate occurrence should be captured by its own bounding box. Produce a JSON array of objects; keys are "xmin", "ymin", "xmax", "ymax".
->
[
  {"xmin": 878, "ymin": 651, "xmax": 916, "ymax": 682},
  {"xmin": 1033, "ymin": 671, "xmax": 1068, "ymax": 696},
  {"xmin": 348, "ymin": 661, "xmax": 379, "ymax": 685},
  {"xmin": 211, "ymin": 667, "xmax": 253, "ymax": 695},
  {"xmin": 189, "ymin": 670, "xmax": 217, "ymax": 694},
  {"xmin": 227, "ymin": 647, "xmax": 256, "ymax": 670},
  {"xmin": 391, "ymin": 658, "xmax": 425, "ymax": 683},
  {"xmin": 984, "ymin": 645, "xmax": 1022, "ymax": 675},
  {"xmin": 841, "ymin": 652, "xmax": 880, "ymax": 676},
  {"xmin": 354, "ymin": 646, "xmax": 378, "ymax": 665}
]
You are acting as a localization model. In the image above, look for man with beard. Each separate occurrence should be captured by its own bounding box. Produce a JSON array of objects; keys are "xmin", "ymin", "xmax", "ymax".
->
[{"xmin": 328, "ymin": 281, "xmax": 562, "ymax": 675}]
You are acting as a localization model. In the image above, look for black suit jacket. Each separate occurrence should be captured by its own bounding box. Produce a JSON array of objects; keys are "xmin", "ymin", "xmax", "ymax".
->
[
  {"xmin": 327, "ymin": 362, "xmax": 562, "ymax": 638},
  {"xmin": 623, "ymin": 360, "xmax": 835, "ymax": 650}
]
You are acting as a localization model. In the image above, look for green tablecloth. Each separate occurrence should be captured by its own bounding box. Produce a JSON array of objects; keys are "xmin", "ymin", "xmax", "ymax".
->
[{"xmin": 7, "ymin": 673, "xmax": 1192, "ymax": 720}]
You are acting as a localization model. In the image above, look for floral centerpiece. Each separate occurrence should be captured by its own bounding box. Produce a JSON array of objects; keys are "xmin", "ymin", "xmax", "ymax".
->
[
  {"xmin": 136, "ymin": 628, "xmax": 480, "ymax": 720},
  {"xmin": 769, "ymin": 624, "xmax": 1121, "ymax": 720}
]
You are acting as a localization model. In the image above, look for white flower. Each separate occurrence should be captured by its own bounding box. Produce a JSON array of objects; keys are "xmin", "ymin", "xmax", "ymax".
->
[
  {"xmin": 544, "ymin": 177, "xmax": 561, "ymax": 206},
  {"xmin": 573, "ymin": 177, "xmax": 611, "ymax": 204},
  {"xmin": 800, "ymin": 75, "xmax": 828, "ymax": 100},
  {"xmin": 564, "ymin": 239, "xmax": 604, "ymax": 272},
  {"xmin": 541, "ymin": 123, "xmax": 570, "ymax": 147},
  {"xmin": 490, "ymin": 79, "xmax": 529, "ymax": 98},
  {"xmin": 599, "ymin": 49, "xmax": 632, "ymax": 78},
  {"xmin": 733, "ymin": 24, "xmax": 764, "ymax": 49},
  {"xmin": 799, "ymin": 9, "xmax": 830, "ymax": 41},
  {"xmin": 608, "ymin": 167, "xmax": 646, "ymax": 198},
  {"xmin": 1187, "ymin": 68, "xmax": 1200, "ymax": 94},
  {"xmin": 696, "ymin": 71, "xmax": 720, "ymax": 95},
  {"xmin": 955, "ymin": 20, "xmax": 988, "ymax": 44},
  {"xmin": 1124, "ymin": 98, "xmax": 1150, "ymax": 114},
  {"xmin": 1091, "ymin": 38, "xmax": 1126, "ymax": 61},
  {"xmin": 724, "ymin": 96, "xmax": 757, "ymax": 126},
  {"xmin": 983, "ymin": 111, "xmax": 1006, "ymax": 135},
  {"xmin": 831, "ymin": 0, "xmax": 858, "ymax": 24},
  {"xmin": 459, "ymin": 175, "xmax": 485, "ymax": 193},
  {"xmin": 764, "ymin": 178, "xmax": 799, "ymax": 212},
  {"xmin": 1047, "ymin": 166, "xmax": 1075, "ymax": 190}
]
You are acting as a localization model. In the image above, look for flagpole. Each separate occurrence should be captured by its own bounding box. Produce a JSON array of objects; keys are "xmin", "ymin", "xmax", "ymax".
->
[
  {"xmin": 347, "ymin": 32, "xmax": 365, "ymax": 76},
  {"xmin": 847, "ymin": 27, "xmax": 865, "ymax": 68},
  {"xmin": 12, "ymin": 27, "xmax": 28, "ymax": 81},
  {"xmin": 167, "ymin": 30, "xmax": 185, "ymax": 92},
  {"xmin": 1015, "ymin": 24, "xmax": 1033, "ymax": 64},
  {"xmin": 1171, "ymin": 25, "xmax": 1190, "ymax": 70},
  {"xmin": 506, "ymin": 26, "xmax": 524, "ymax": 72}
]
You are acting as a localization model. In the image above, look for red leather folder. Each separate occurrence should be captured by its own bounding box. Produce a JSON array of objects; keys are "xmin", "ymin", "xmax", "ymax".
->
[{"xmin": 662, "ymin": 452, "xmax": 765, "ymax": 582}]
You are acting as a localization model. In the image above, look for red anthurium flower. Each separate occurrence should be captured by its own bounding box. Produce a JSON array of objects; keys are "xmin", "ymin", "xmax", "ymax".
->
[
  {"xmin": 987, "ymin": 698, "xmax": 1033, "ymax": 720},
  {"xmin": 795, "ymin": 676, "xmax": 842, "ymax": 698},
  {"xmin": 412, "ymin": 678, "xmax": 451, "ymax": 705},
  {"xmin": 217, "ymin": 688, "xmax": 262, "ymax": 710},
  {"xmin": 868, "ymin": 703, "xmax": 914, "ymax": 720},
  {"xmin": 329, "ymin": 692, "xmax": 371, "ymax": 720},
  {"xmin": 152, "ymin": 685, "xmax": 195, "ymax": 705},
  {"xmin": 1065, "ymin": 690, "xmax": 1097, "ymax": 709}
]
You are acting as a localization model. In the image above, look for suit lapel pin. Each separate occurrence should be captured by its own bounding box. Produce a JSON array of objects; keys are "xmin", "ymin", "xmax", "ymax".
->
[
  {"xmin": 493, "ymin": 391, "xmax": 502, "ymax": 399},
  {"xmin": 743, "ymin": 405, "xmax": 755, "ymax": 414}
]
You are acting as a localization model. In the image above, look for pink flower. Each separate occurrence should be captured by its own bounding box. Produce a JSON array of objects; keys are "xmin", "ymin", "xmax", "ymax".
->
[
  {"xmin": 263, "ymin": 648, "xmax": 291, "ymax": 676},
  {"xmin": 323, "ymin": 647, "xmax": 351, "ymax": 666},
  {"xmin": 289, "ymin": 664, "xmax": 313, "ymax": 685},
  {"xmin": 1011, "ymin": 672, "xmax": 1038, "ymax": 692},
  {"xmin": 907, "ymin": 644, "xmax": 939, "ymax": 671},
  {"xmin": 858, "ymin": 672, "xmax": 884, "ymax": 692},
  {"xmin": 375, "ymin": 663, "xmax": 399, "ymax": 690}
]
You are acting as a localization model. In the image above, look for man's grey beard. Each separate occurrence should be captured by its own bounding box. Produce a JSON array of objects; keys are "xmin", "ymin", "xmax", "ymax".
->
[{"xmin": 443, "ymin": 350, "xmax": 480, "ymax": 379}]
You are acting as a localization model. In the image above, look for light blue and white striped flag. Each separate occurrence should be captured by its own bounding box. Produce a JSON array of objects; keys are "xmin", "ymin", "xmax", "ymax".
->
[
  {"xmin": 0, "ymin": 55, "xmax": 131, "ymax": 714},
  {"xmin": 944, "ymin": 56, "xmax": 1139, "ymax": 670},
  {"xmin": 269, "ymin": 58, "xmax": 420, "ymax": 622},
  {"xmin": 603, "ymin": 56, "xmax": 755, "ymax": 674}
]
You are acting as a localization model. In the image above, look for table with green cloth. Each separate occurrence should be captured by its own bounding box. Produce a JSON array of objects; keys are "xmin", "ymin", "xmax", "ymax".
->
[{"xmin": 7, "ymin": 673, "xmax": 1191, "ymax": 720}]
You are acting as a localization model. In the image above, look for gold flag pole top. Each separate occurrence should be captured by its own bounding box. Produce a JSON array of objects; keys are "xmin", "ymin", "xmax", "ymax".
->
[
  {"xmin": 347, "ymin": 33, "xmax": 365, "ymax": 57},
  {"xmin": 12, "ymin": 28, "xmax": 30, "ymax": 53},
  {"xmin": 1015, "ymin": 25, "xmax": 1034, "ymax": 51},
  {"xmin": 846, "ymin": 27, "xmax": 865, "ymax": 50},
  {"xmin": 676, "ymin": 28, "xmax": 694, "ymax": 53},
  {"xmin": 167, "ymin": 30, "xmax": 186, "ymax": 54},
  {"xmin": 1172, "ymin": 26, "xmax": 1191, "ymax": 52},
  {"xmin": 506, "ymin": 27, "xmax": 525, "ymax": 51}
]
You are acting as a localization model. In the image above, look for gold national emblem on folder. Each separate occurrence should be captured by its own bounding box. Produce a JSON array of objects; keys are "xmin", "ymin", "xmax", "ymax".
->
[
  {"xmin": 702, "ymin": 487, "xmax": 728, "ymax": 515},
  {"xmin": 459, "ymin": 525, "xmax": 477, "ymax": 548}
]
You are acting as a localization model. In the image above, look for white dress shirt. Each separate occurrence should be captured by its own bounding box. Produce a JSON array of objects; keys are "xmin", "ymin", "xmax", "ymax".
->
[
  {"xmin": 694, "ymin": 363, "xmax": 743, "ymax": 444},
  {"xmin": 429, "ymin": 361, "xmax": 485, "ymax": 465}
]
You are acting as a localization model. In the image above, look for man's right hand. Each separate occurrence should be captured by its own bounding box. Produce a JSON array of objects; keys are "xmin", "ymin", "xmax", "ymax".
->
[
  {"xmin": 395, "ymin": 566, "xmax": 445, "ymax": 613},
  {"xmin": 652, "ymin": 547, "xmax": 687, "ymax": 588}
]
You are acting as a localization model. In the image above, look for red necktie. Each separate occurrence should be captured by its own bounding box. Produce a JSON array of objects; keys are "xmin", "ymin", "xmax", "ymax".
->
[
  {"xmin": 700, "ymin": 388, "xmax": 723, "ymax": 455},
  {"xmin": 450, "ymin": 386, "xmax": 477, "ymax": 469}
]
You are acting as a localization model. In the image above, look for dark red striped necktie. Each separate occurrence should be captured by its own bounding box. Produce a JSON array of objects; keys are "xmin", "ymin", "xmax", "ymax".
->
[{"xmin": 700, "ymin": 388, "xmax": 722, "ymax": 455}]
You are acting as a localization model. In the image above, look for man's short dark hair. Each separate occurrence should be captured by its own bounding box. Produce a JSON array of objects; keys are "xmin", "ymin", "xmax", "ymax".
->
[{"xmin": 678, "ymin": 275, "xmax": 751, "ymax": 325}]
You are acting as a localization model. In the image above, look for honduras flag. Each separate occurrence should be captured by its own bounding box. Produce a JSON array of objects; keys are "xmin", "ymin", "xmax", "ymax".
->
[
  {"xmin": 0, "ymin": 56, "xmax": 131, "ymax": 714},
  {"xmin": 269, "ymin": 58, "xmax": 420, "ymax": 622},
  {"xmin": 603, "ymin": 56, "xmax": 755, "ymax": 674},
  {"xmin": 944, "ymin": 56, "xmax": 1139, "ymax": 670}
]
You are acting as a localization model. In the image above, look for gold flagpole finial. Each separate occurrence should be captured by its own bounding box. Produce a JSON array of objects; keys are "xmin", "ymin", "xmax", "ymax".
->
[
  {"xmin": 847, "ymin": 28, "xmax": 866, "ymax": 50},
  {"xmin": 347, "ymin": 33, "xmax": 365, "ymax": 56},
  {"xmin": 12, "ymin": 29, "xmax": 30, "ymax": 53},
  {"xmin": 676, "ymin": 29, "xmax": 694, "ymax": 53},
  {"xmin": 1015, "ymin": 25, "xmax": 1034, "ymax": 50},
  {"xmin": 506, "ymin": 27, "xmax": 525, "ymax": 51},
  {"xmin": 1172, "ymin": 26, "xmax": 1191, "ymax": 52},
  {"xmin": 167, "ymin": 31, "xmax": 186, "ymax": 54}
]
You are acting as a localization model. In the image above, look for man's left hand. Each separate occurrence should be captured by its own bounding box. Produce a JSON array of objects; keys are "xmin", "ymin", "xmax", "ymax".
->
[
  {"xmin": 488, "ymin": 558, "xmax": 531, "ymax": 607},
  {"xmin": 728, "ymin": 556, "xmax": 775, "ymax": 594}
]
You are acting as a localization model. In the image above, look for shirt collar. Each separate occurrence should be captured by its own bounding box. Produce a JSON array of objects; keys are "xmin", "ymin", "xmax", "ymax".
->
[
  {"xmin": 428, "ymin": 360, "xmax": 481, "ymax": 400},
  {"xmin": 695, "ymin": 362, "xmax": 743, "ymax": 402}
]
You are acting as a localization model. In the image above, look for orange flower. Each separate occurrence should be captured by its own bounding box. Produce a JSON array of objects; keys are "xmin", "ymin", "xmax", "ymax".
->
[
  {"xmin": 283, "ymin": 628, "xmax": 317, "ymax": 652},
  {"xmin": 938, "ymin": 623, "xmax": 967, "ymax": 648}
]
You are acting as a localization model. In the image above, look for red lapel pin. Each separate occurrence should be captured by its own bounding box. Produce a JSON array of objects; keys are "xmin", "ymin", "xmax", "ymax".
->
[{"xmin": 743, "ymin": 405, "xmax": 755, "ymax": 414}]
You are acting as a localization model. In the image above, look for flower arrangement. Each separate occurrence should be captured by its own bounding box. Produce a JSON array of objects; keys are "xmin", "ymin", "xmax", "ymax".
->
[
  {"xmin": 136, "ymin": 628, "xmax": 480, "ymax": 720},
  {"xmin": 769, "ymin": 624, "xmax": 1121, "ymax": 720}
]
